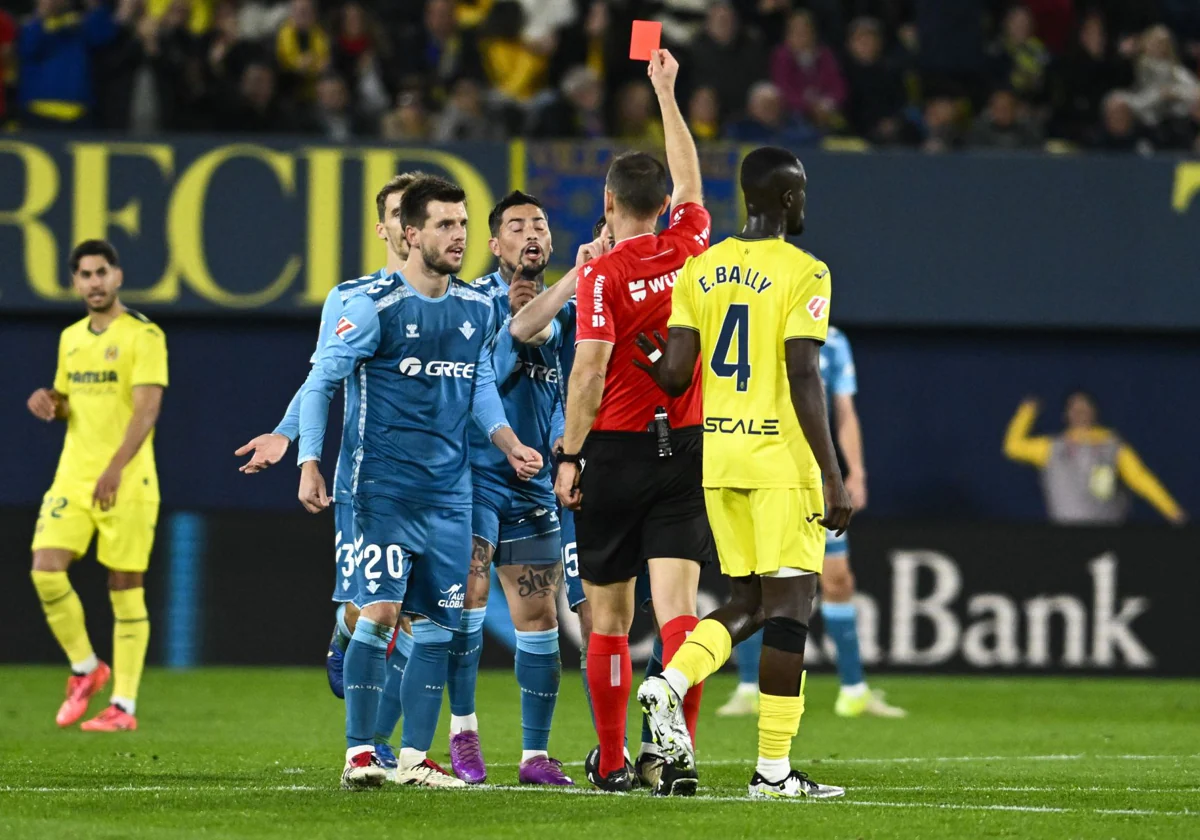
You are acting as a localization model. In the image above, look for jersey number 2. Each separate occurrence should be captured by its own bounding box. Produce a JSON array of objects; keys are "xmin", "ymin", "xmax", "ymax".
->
[{"xmin": 710, "ymin": 304, "xmax": 751, "ymax": 391}]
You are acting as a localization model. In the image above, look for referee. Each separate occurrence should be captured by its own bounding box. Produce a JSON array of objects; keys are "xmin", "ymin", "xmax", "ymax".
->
[{"xmin": 554, "ymin": 49, "xmax": 713, "ymax": 795}]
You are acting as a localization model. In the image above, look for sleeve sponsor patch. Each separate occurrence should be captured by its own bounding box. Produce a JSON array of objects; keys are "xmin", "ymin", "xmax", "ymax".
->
[
  {"xmin": 335, "ymin": 317, "xmax": 357, "ymax": 338},
  {"xmin": 806, "ymin": 296, "xmax": 829, "ymax": 321}
]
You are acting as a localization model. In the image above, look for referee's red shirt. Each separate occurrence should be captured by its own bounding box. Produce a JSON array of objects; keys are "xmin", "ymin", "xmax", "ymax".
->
[{"xmin": 575, "ymin": 202, "xmax": 711, "ymax": 432}]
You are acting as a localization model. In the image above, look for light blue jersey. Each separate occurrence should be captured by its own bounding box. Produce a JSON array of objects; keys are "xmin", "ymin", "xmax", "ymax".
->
[
  {"xmin": 820, "ymin": 325, "xmax": 856, "ymax": 557},
  {"xmin": 274, "ymin": 268, "xmax": 386, "ymax": 503}
]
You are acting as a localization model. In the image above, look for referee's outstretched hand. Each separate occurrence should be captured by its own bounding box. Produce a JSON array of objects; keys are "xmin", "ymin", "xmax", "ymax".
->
[
  {"xmin": 821, "ymin": 478, "xmax": 853, "ymax": 537},
  {"xmin": 632, "ymin": 330, "xmax": 668, "ymax": 390}
]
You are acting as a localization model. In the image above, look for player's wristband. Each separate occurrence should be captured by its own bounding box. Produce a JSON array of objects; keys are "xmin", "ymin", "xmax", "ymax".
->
[{"xmin": 555, "ymin": 450, "xmax": 584, "ymax": 466}]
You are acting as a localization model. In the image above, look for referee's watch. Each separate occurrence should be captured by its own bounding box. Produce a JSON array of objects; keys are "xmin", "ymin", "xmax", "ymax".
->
[{"xmin": 555, "ymin": 450, "xmax": 584, "ymax": 466}]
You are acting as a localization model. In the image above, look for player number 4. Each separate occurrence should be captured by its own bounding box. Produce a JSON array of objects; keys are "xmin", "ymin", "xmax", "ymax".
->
[{"xmin": 710, "ymin": 303, "xmax": 751, "ymax": 391}]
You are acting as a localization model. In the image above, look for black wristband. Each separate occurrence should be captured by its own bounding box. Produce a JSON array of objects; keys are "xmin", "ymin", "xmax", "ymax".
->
[{"xmin": 556, "ymin": 450, "xmax": 583, "ymax": 466}]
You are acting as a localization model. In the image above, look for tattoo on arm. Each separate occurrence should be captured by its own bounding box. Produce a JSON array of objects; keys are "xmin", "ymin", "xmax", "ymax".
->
[
  {"xmin": 469, "ymin": 540, "xmax": 494, "ymax": 581},
  {"xmin": 516, "ymin": 564, "xmax": 561, "ymax": 599}
]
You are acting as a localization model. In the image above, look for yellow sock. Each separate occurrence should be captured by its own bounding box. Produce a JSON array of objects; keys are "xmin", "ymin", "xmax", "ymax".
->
[
  {"xmin": 31, "ymin": 570, "xmax": 95, "ymax": 667},
  {"xmin": 758, "ymin": 677, "xmax": 806, "ymax": 762},
  {"xmin": 110, "ymin": 588, "xmax": 150, "ymax": 705},
  {"xmin": 666, "ymin": 619, "xmax": 732, "ymax": 687}
]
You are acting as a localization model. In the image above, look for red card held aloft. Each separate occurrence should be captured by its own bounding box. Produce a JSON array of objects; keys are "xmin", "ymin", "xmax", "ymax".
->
[{"xmin": 629, "ymin": 20, "xmax": 662, "ymax": 61}]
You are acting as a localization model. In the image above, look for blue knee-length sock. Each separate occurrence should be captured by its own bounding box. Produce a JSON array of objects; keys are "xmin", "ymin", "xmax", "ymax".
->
[
  {"xmin": 737, "ymin": 628, "xmax": 763, "ymax": 686},
  {"xmin": 343, "ymin": 617, "xmax": 390, "ymax": 748},
  {"xmin": 400, "ymin": 621, "xmax": 453, "ymax": 752},
  {"xmin": 447, "ymin": 607, "xmax": 486, "ymax": 717},
  {"xmin": 822, "ymin": 602, "xmax": 865, "ymax": 687},
  {"xmin": 374, "ymin": 628, "xmax": 413, "ymax": 745},
  {"xmin": 515, "ymin": 628, "xmax": 561, "ymax": 754},
  {"xmin": 639, "ymin": 636, "xmax": 663, "ymax": 748},
  {"xmin": 332, "ymin": 603, "xmax": 352, "ymax": 654}
]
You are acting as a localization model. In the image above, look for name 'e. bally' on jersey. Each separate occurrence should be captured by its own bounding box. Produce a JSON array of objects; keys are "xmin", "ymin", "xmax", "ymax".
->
[
  {"xmin": 668, "ymin": 236, "xmax": 832, "ymax": 489},
  {"xmin": 575, "ymin": 202, "xmax": 711, "ymax": 432},
  {"xmin": 298, "ymin": 274, "xmax": 509, "ymax": 510},
  {"xmin": 275, "ymin": 268, "xmax": 386, "ymax": 504},
  {"xmin": 51, "ymin": 310, "xmax": 169, "ymax": 502},
  {"xmin": 468, "ymin": 272, "xmax": 565, "ymax": 504}
]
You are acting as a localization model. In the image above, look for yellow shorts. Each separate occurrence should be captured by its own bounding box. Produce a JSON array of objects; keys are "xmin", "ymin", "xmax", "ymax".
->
[
  {"xmin": 703, "ymin": 486, "xmax": 825, "ymax": 578},
  {"xmin": 31, "ymin": 490, "xmax": 159, "ymax": 573}
]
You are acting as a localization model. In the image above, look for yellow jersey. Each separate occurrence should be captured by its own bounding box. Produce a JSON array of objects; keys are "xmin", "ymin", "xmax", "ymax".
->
[
  {"xmin": 668, "ymin": 236, "xmax": 831, "ymax": 489},
  {"xmin": 50, "ymin": 310, "xmax": 169, "ymax": 502}
]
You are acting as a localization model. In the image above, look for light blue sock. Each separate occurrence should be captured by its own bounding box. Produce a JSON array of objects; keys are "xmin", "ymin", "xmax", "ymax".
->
[
  {"xmin": 332, "ymin": 603, "xmax": 352, "ymax": 654},
  {"xmin": 514, "ymin": 628, "xmax": 560, "ymax": 753},
  {"xmin": 374, "ymin": 629, "xmax": 413, "ymax": 745},
  {"xmin": 448, "ymin": 607, "xmax": 486, "ymax": 717},
  {"xmin": 400, "ymin": 621, "xmax": 453, "ymax": 752},
  {"xmin": 822, "ymin": 602, "xmax": 865, "ymax": 687},
  {"xmin": 737, "ymin": 628, "xmax": 763, "ymax": 686},
  {"xmin": 482, "ymin": 567, "xmax": 516, "ymax": 651},
  {"xmin": 343, "ymin": 617, "xmax": 390, "ymax": 748},
  {"xmin": 639, "ymin": 636, "xmax": 663, "ymax": 746}
]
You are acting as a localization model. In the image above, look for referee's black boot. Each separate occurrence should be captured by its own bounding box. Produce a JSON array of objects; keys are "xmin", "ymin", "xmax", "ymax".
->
[
  {"xmin": 584, "ymin": 746, "xmax": 633, "ymax": 793},
  {"xmin": 653, "ymin": 760, "xmax": 698, "ymax": 797}
]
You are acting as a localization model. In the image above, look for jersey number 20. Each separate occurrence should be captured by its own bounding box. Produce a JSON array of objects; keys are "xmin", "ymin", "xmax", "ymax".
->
[{"xmin": 710, "ymin": 304, "xmax": 751, "ymax": 391}]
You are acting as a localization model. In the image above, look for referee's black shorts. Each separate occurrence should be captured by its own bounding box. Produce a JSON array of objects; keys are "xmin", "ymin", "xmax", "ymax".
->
[{"xmin": 575, "ymin": 426, "xmax": 715, "ymax": 585}]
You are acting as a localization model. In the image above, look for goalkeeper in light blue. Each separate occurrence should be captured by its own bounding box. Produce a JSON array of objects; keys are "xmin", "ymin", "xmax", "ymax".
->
[
  {"xmin": 719, "ymin": 326, "xmax": 906, "ymax": 720},
  {"xmin": 297, "ymin": 177, "xmax": 545, "ymax": 790}
]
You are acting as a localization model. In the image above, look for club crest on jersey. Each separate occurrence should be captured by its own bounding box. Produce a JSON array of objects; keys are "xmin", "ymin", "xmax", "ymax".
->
[
  {"xmin": 335, "ymin": 317, "xmax": 357, "ymax": 338},
  {"xmin": 807, "ymin": 296, "xmax": 830, "ymax": 321},
  {"xmin": 104, "ymin": 345, "xmax": 119, "ymax": 361},
  {"xmin": 406, "ymin": 323, "xmax": 420, "ymax": 338},
  {"xmin": 459, "ymin": 320, "xmax": 476, "ymax": 340}
]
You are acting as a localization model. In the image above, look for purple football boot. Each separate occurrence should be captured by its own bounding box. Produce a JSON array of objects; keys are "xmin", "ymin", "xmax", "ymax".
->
[
  {"xmin": 449, "ymin": 731, "xmax": 487, "ymax": 784},
  {"xmin": 519, "ymin": 756, "xmax": 575, "ymax": 786}
]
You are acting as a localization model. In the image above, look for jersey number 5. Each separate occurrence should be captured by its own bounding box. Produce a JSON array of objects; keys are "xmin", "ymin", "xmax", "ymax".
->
[{"xmin": 710, "ymin": 304, "xmax": 751, "ymax": 391}]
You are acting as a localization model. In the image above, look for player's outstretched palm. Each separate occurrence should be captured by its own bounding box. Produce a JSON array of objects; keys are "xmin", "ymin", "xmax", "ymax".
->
[
  {"xmin": 647, "ymin": 48, "xmax": 679, "ymax": 94},
  {"xmin": 632, "ymin": 330, "xmax": 669, "ymax": 388},
  {"xmin": 235, "ymin": 433, "xmax": 290, "ymax": 474},
  {"xmin": 821, "ymin": 478, "xmax": 853, "ymax": 536}
]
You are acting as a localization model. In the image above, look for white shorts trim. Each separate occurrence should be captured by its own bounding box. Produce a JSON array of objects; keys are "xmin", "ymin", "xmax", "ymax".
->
[{"xmin": 763, "ymin": 567, "xmax": 817, "ymax": 579}]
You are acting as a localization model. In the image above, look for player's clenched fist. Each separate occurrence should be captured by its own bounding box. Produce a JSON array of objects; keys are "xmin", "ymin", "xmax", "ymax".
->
[
  {"xmin": 27, "ymin": 388, "xmax": 61, "ymax": 422},
  {"xmin": 298, "ymin": 461, "xmax": 331, "ymax": 513},
  {"xmin": 646, "ymin": 48, "xmax": 679, "ymax": 94},
  {"xmin": 821, "ymin": 478, "xmax": 853, "ymax": 537},
  {"xmin": 507, "ymin": 444, "xmax": 544, "ymax": 481}
]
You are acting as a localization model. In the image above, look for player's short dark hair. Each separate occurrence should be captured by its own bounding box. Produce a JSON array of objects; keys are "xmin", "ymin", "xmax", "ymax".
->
[
  {"xmin": 400, "ymin": 176, "xmax": 467, "ymax": 231},
  {"xmin": 605, "ymin": 151, "xmax": 668, "ymax": 219},
  {"xmin": 740, "ymin": 146, "xmax": 802, "ymax": 195},
  {"xmin": 487, "ymin": 190, "xmax": 546, "ymax": 236},
  {"xmin": 593, "ymin": 216, "xmax": 607, "ymax": 238},
  {"xmin": 69, "ymin": 239, "xmax": 120, "ymax": 274},
  {"xmin": 375, "ymin": 171, "xmax": 429, "ymax": 222}
]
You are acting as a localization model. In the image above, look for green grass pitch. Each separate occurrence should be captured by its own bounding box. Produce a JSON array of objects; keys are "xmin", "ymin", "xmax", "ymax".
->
[{"xmin": 1, "ymin": 667, "xmax": 1196, "ymax": 839}]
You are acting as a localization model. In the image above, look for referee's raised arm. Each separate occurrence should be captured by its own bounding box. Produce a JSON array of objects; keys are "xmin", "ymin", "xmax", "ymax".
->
[{"xmin": 648, "ymin": 49, "xmax": 702, "ymax": 210}]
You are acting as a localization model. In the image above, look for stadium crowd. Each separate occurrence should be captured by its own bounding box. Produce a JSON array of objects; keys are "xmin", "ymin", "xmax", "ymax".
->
[{"xmin": 4, "ymin": 0, "xmax": 1200, "ymax": 153}]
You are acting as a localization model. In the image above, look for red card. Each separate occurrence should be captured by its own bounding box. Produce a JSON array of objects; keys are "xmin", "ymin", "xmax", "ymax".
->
[{"xmin": 629, "ymin": 20, "xmax": 662, "ymax": 61}]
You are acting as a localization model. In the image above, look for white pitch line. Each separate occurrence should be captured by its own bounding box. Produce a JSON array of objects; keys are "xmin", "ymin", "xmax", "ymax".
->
[
  {"xmin": 855, "ymin": 786, "xmax": 1200, "ymax": 795},
  {"xmin": 488, "ymin": 753, "xmax": 1197, "ymax": 769}
]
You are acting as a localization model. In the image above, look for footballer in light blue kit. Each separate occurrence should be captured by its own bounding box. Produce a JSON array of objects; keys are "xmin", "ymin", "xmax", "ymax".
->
[
  {"xmin": 722, "ymin": 326, "xmax": 907, "ymax": 721},
  {"xmin": 234, "ymin": 176, "xmax": 423, "ymax": 776},
  {"xmin": 440, "ymin": 192, "xmax": 575, "ymax": 788},
  {"xmin": 297, "ymin": 178, "xmax": 545, "ymax": 791}
]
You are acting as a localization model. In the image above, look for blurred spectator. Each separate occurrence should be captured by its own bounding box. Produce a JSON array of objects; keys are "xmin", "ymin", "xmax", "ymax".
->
[
  {"xmin": 689, "ymin": 2, "xmax": 767, "ymax": 122},
  {"xmin": 1125, "ymin": 25, "xmax": 1200, "ymax": 130},
  {"xmin": 122, "ymin": 2, "xmax": 214, "ymax": 133},
  {"xmin": 687, "ymin": 86, "xmax": 720, "ymax": 141},
  {"xmin": 476, "ymin": 1, "xmax": 550, "ymax": 104},
  {"xmin": 725, "ymin": 80, "xmax": 820, "ymax": 145},
  {"xmin": 915, "ymin": 0, "xmax": 986, "ymax": 102},
  {"xmin": 18, "ymin": 0, "xmax": 138, "ymax": 129},
  {"xmin": 1024, "ymin": 0, "xmax": 1075, "ymax": 54},
  {"xmin": 435, "ymin": 77, "xmax": 506, "ymax": 142},
  {"xmin": 528, "ymin": 65, "xmax": 606, "ymax": 139},
  {"xmin": 397, "ymin": 0, "xmax": 482, "ymax": 108},
  {"xmin": 238, "ymin": 0, "xmax": 289, "ymax": 42},
  {"xmin": 145, "ymin": 0, "xmax": 211, "ymax": 36},
  {"xmin": 613, "ymin": 80, "xmax": 664, "ymax": 144},
  {"xmin": 968, "ymin": 88, "xmax": 1042, "ymax": 149},
  {"xmin": 771, "ymin": 10, "xmax": 846, "ymax": 130},
  {"xmin": 1091, "ymin": 92, "xmax": 1154, "ymax": 154},
  {"xmin": 381, "ymin": 90, "xmax": 430, "ymax": 142},
  {"xmin": 921, "ymin": 96, "xmax": 963, "ymax": 152},
  {"xmin": 733, "ymin": 0, "xmax": 795, "ymax": 48},
  {"xmin": 842, "ymin": 16, "xmax": 910, "ymax": 145},
  {"xmin": 1050, "ymin": 12, "xmax": 1134, "ymax": 143},
  {"xmin": 647, "ymin": 0, "xmax": 711, "ymax": 50},
  {"xmin": 208, "ymin": 0, "xmax": 262, "ymax": 85},
  {"xmin": 330, "ymin": 3, "xmax": 392, "ymax": 122},
  {"xmin": 306, "ymin": 73, "xmax": 372, "ymax": 142},
  {"xmin": 275, "ymin": 0, "xmax": 330, "ymax": 102},
  {"xmin": 219, "ymin": 60, "xmax": 294, "ymax": 132},
  {"xmin": 1004, "ymin": 393, "xmax": 1186, "ymax": 526},
  {"xmin": 989, "ymin": 5, "xmax": 1051, "ymax": 104},
  {"xmin": 0, "ymin": 9, "xmax": 14, "ymax": 124}
]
